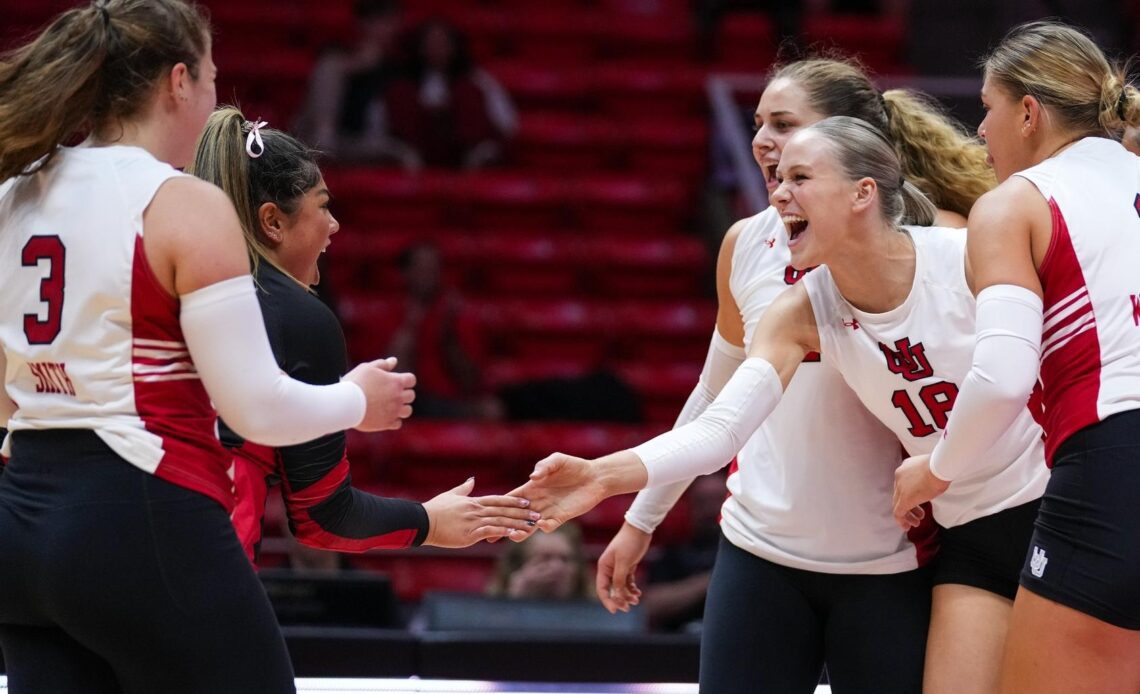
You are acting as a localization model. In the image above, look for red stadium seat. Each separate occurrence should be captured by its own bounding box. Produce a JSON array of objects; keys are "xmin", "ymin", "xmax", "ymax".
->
[
  {"xmin": 571, "ymin": 177, "xmax": 692, "ymax": 234},
  {"xmin": 594, "ymin": 64, "xmax": 707, "ymax": 118},
  {"xmin": 802, "ymin": 14, "xmax": 910, "ymax": 75},
  {"xmin": 714, "ymin": 12, "xmax": 778, "ymax": 73}
]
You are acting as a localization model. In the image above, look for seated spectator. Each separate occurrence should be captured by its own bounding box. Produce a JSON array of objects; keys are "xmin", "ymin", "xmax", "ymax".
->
[
  {"xmin": 385, "ymin": 19, "xmax": 517, "ymax": 169},
  {"xmin": 379, "ymin": 242, "xmax": 641, "ymax": 422},
  {"xmin": 385, "ymin": 242, "xmax": 503, "ymax": 419},
  {"xmin": 641, "ymin": 472, "xmax": 725, "ymax": 632},
  {"xmin": 487, "ymin": 523, "xmax": 593, "ymax": 600},
  {"xmin": 294, "ymin": 0, "xmax": 420, "ymax": 167}
]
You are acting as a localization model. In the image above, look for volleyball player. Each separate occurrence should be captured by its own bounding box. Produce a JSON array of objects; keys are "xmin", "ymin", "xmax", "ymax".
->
[
  {"xmin": 189, "ymin": 108, "xmax": 540, "ymax": 559},
  {"xmin": 595, "ymin": 58, "xmax": 994, "ymax": 693},
  {"xmin": 893, "ymin": 20, "xmax": 1140, "ymax": 693},
  {"xmin": 0, "ymin": 2, "xmax": 527, "ymax": 691},
  {"xmin": 516, "ymin": 117, "xmax": 1049, "ymax": 694}
]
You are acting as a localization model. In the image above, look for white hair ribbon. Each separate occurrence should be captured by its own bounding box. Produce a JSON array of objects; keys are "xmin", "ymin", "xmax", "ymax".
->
[{"xmin": 244, "ymin": 120, "xmax": 268, "ymax": 158}]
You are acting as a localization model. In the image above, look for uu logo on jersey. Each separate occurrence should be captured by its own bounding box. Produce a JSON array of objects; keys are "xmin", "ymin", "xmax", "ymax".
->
[
  {"xmin": 1030, "ymin": 546, "xmax": 1048, "ymax": 578},
  {"xmin": 879, "ymin": 338, "xmax": 934, "ymax": 382}
]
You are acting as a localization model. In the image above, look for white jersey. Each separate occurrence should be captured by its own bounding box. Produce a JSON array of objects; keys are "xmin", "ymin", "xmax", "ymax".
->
[
  {"xmin": 0, "ymin": 145, "xmax": 234, "ymax": 509},
  {"xmin": 1014, "ymin": 137, "xmax": 1140, "ymax": 462},
  {"xmin": 803, "ymin": 227, "xmax": 1049, "ymax": 527},
  {"xmin": 720, "ymin": 208, "xmax": 934, "ymax": 573}
]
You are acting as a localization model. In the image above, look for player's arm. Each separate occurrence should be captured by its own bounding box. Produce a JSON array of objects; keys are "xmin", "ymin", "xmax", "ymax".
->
[
  {"xmin": 927, "ymin": 180, "xmax": 1048, "ymax": 483},
  {"xmin": 517, "ymin": 284, "xmax": 820, "ymax": 532},
  {"xmin": 604, "ymin": 221, "xmax": 748, "ymax": 611},
  {"xmin": 624, "ymin": 219, "xmax": 747, "ymax": 534},
  {"xmin": 141, "ymin": 177, "xmax": 406, "ymax": 445},
  {"xmin": 271, "ymin": 318, "xmax": 426, "ymax": 550}
]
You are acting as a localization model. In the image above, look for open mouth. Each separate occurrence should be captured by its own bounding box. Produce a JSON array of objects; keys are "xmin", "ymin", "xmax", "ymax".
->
[
  {"xmin": 763, "ymin": 163, "xmax": 779, "ymax": 190},
  {"xmin": 782, "ymin": 214, "xmax": 808, "ymax": 243}
]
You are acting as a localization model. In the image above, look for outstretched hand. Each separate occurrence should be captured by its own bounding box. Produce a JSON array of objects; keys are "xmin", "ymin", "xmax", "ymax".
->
[
  {"xmin": 508, "ymin": 452, "xmax": 609, "ymax": 534},
  {"xmin": 422, "ymin": 477, "xmax": 539, "ymax": 548},
  {"xmin": 892, "ymin": 453, "xmax": 949, "ymax": 529}
]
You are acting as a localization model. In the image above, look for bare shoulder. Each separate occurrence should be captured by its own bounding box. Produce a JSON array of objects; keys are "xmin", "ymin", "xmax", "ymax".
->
[
  {"xmin": 148, "ymin": 176, "xmax": 238, "ymax": 230},
  {"xmin": 965, "ymin": 178, "xmax": 1046, "ymax": 292},
  {"xmin": 968, "ymin": 177, "xmax": 1048, "ymax": 233},
  {"xmin": 714, "ymin": 217, "xmax": 753, "ymax": 345},
  {"xmin": 759, "ymin": 283, "xmax": 817, "ymax": 348},
  {"xmin": 144, "ymin": 176, "xmax": 250, "ymax": 295}
]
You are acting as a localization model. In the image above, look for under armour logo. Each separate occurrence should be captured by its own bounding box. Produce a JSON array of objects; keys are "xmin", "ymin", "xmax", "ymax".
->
[
  {"xmin": 843, "ymin": 318, "xmax": 860, "ymax": 330},
  {"xmin": 1030, "ymin": 546, "xmax": 1048, "ymax": 578},
  {"xmin": 879, "ymin": 337, "xmax": 934, "ymax": 382},
  {"xmin": 765, "ymin": 237, "xmax": 776, "ymax": 248}
]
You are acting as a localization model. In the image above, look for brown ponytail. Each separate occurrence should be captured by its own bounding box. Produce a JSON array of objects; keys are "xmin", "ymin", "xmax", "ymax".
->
[{"xmin": 0, "ymin": 0, "xmax": 209, "ymax": 181}]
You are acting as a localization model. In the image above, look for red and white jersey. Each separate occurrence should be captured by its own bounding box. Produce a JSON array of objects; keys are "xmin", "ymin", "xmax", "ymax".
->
[
  {"xmin": 1014, "ymin": 137, "xmax": 1140, "ymax": 463},
  {"xmin": 0, "ymin": 145, "xmax": 234, "ymax": 510},
  {"xmin": 721, "ymin": 208, "xmax": 934, "ymax": 574},
  {"xmin": 803, "ymin": 227, "xmax": 1048, "ymax": 527}
]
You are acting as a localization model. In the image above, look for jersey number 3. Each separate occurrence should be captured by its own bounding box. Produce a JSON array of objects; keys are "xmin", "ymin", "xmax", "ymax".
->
[{"xmin": 22, "ymin": 235, "xmax": 66, "ymax": 345}]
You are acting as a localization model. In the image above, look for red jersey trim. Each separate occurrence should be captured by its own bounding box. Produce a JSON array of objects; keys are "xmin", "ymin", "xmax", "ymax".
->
[
  {"xmin": 130, "ymin": 235, "xmax": 234, "ymax": 511},
  {"xmin": 1037, "ymin": 199, "xmax": 1103, "ymax": 464}
]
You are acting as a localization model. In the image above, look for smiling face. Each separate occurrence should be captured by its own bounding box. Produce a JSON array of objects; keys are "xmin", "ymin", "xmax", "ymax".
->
[
  {"xmin": 752, "ymin": 77, "xmax": 827, "ymax": 194},
  {"xmin": 977, "ymin": 74, "xmax": 1036, "ymax": 183},
  {"xmin": 272, "ymin": 177, "xmax": 339, "ymax": 286},
  {"xmin": 770, "ymin": 129, "xmax": 863, "ymax": 269}
]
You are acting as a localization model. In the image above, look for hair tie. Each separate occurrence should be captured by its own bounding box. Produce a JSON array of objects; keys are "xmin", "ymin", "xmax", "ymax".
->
[
  {"xmin": 244, "ymin": 119, "xmax": 268, "ymax": 159},
  {"xmin": 1116, "ymin": 88, "xmax": 1129, "ymax": 120},
  {"xmin": 93, "ymin": 0, "xmax": 111, "ymax": 26}
]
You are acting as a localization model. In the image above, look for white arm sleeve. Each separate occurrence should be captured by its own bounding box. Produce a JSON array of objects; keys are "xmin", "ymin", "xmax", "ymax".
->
[
  {"xmin": 180, "ymin": 275, "xmax": 366, "ymax": 446},
  {"xmin": 929, "ymin": 284, "xmax": 1043, "ymax": 481},
  {"xmin": 630, "ymin": 357, "xmax": 783, "ymax": 489},
  {"xmin": 625, "ymin": 330, "xmax": 746, "ymax": 533}
]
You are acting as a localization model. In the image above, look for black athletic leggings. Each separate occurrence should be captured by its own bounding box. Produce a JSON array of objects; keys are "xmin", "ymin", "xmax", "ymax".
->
[
  {"xmin": 0, "ymin": 430, "xmax": 294, "ymax": 694},
  {"xmin": 700, "ymin": 534, "xmax": 932, "ymax": 694}
]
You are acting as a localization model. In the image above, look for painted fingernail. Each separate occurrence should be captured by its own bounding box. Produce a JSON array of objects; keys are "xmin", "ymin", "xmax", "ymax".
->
[
  {"xmin": 528, "ymin": 511, "xmax": 541, "ymax": 521},
  {"xmin": 526, "ymin": 520, "xmax": 536, "ymax": 527},
  {"xmin": 518, "ymin": 499, "xmax": 530, "ymax": 507}
]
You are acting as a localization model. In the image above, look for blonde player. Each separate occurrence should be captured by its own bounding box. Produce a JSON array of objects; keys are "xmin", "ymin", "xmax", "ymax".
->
[
  {"xmin": 595, "ymin": 57, "xmax": 994, "ymax": 694},
  {"xmin": 514, "ymin": 117, "xmax": 1048, "ymax": 694},
  {"xmin": 893, "ymin": 20, "xmax": 1140, "ymax": 693}
]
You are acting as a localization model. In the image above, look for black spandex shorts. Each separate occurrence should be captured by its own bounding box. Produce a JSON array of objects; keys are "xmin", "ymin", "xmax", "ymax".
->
[
  {"xmin": 700, "ymin": 534, "xmax": 932, "ymax": 694},
  {"xmin": 0, "ymin": 429, "xmax": 295, "ymax": 693},
  {"xmin": 934, "ymin": 497, "xmax": 1041, "ymax": 600},
  {"xmin": 1020, "ymin": 409, "xmax": 1140, "ymax": 630}
]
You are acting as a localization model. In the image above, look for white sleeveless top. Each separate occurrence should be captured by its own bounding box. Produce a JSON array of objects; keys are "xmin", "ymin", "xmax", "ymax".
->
[
  {"xmin": 802, "ymin": 226, "xmax": 1049, "ymax": 527},
  {"xmin": 0, "ymin": 145, "xmax": 234, "ymax": 510},
  {"xmin": 1014, "ymin": 137, "xmax": 1140, "ymax": 462},
  {"xmin": 720, "ymin": 208, "xmax": 934, "ymax": 573}
]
